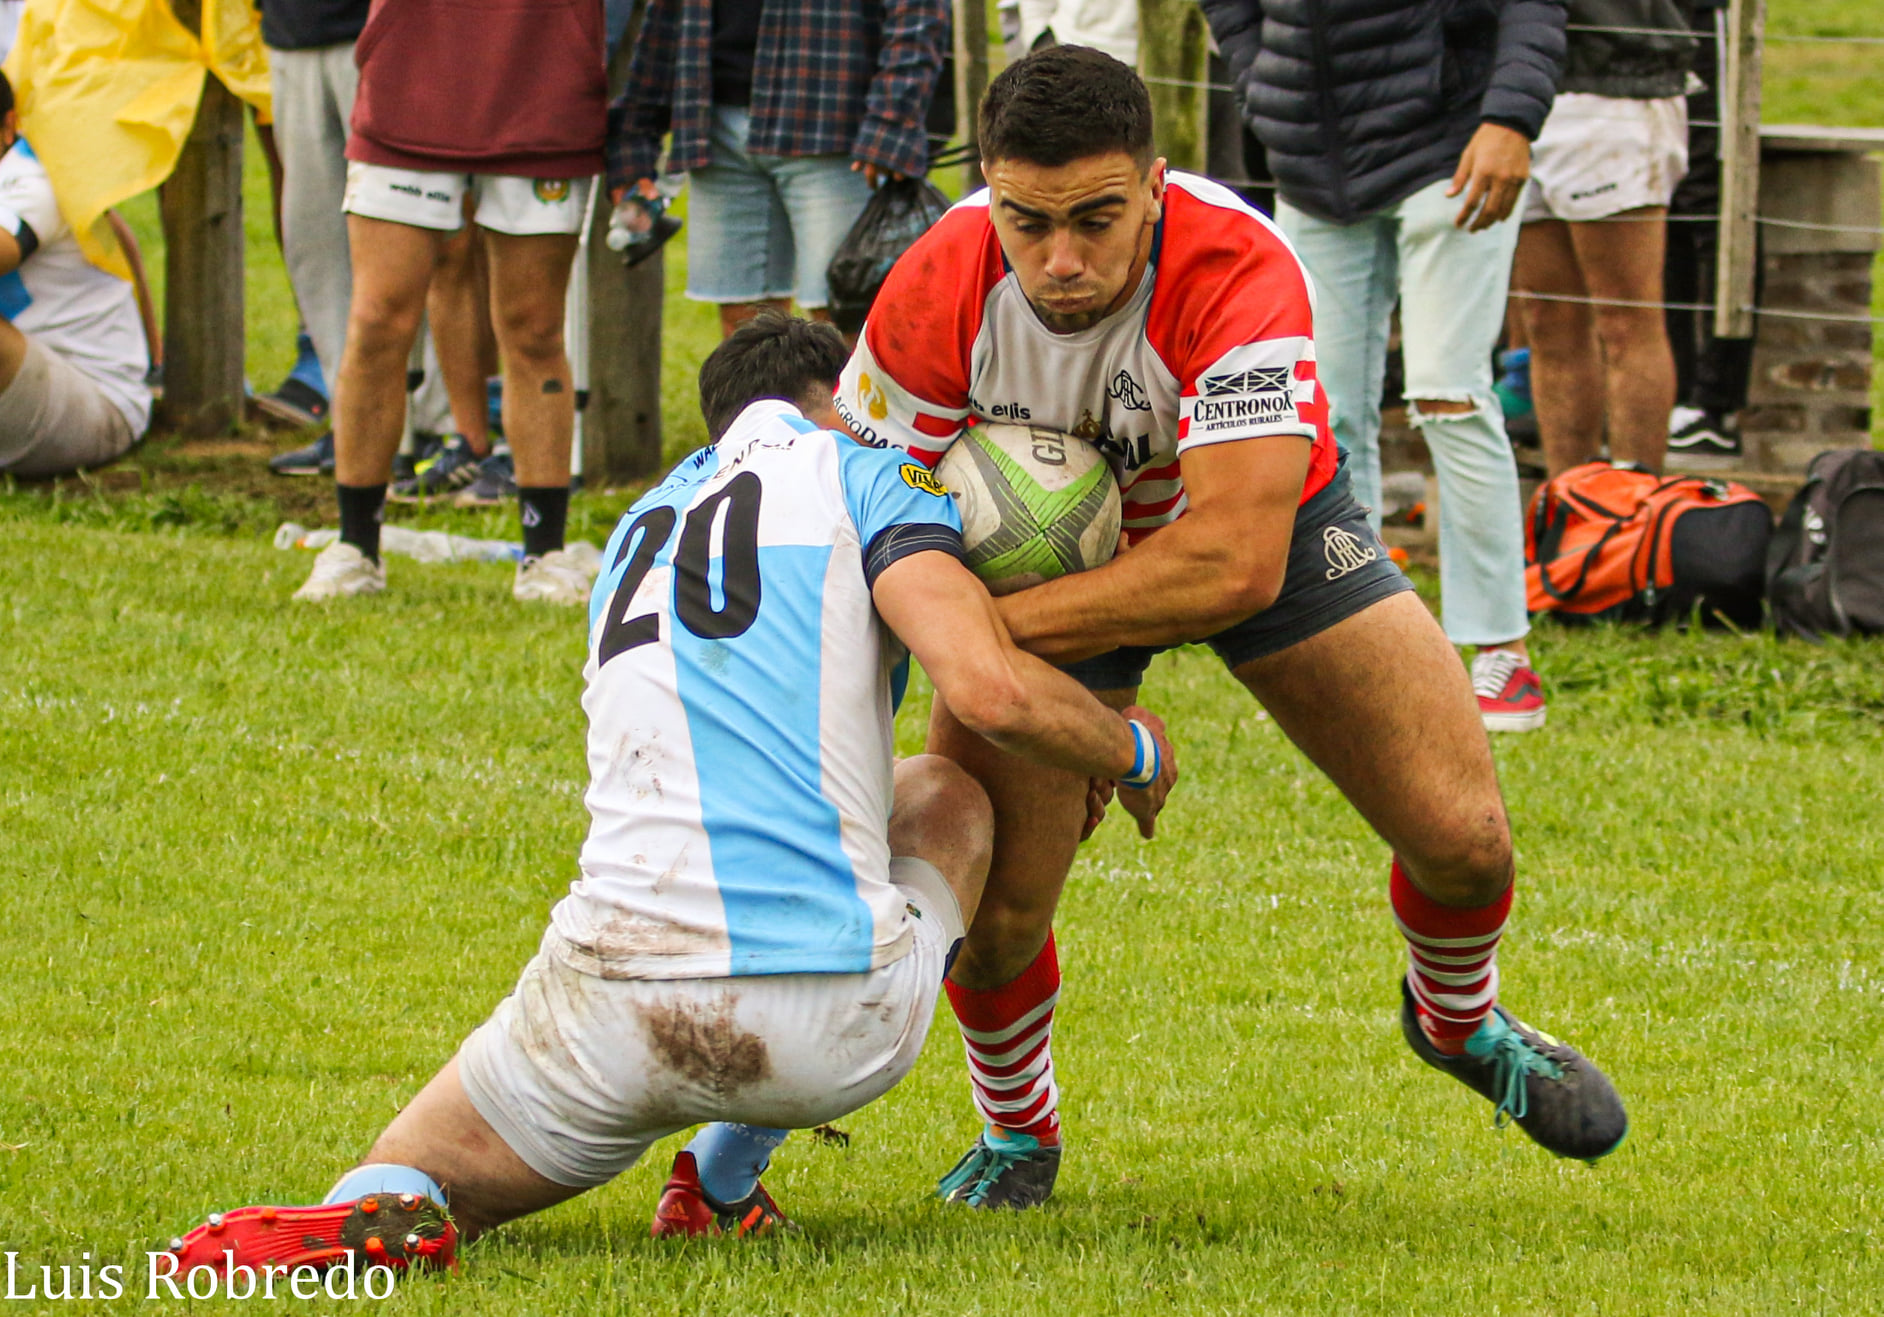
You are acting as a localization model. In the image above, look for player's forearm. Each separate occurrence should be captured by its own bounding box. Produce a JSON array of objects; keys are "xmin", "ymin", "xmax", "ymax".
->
[
  {"xmin": 960, "ymin": 652, "xmax": 1141, "ymax": 779},
  {"xmin": 998, "ymin": 513, "xmax": 1283, "ymax": 664}
]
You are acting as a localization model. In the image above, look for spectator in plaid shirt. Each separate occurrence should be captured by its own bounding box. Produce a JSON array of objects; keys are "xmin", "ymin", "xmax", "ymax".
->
[{"xmin": 609, "ymin": 0, "xmax": 949, "ymax": 339}]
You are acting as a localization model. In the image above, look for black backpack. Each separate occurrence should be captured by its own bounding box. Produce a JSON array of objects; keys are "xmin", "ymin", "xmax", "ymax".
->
[{"xmin": 1766, "ymin": 448, "xmax": 1884, "ymax": 639}]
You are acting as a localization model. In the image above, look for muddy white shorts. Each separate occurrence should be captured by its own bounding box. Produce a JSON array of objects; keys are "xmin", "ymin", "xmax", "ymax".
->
[
  {"xmin": 456, "ymin": 858, "xmax": 963, "ymax": 1187},
  {"xmin": 1522, "ymin": 92, "xmax": 1689, "ymax": 223},
  {"xmin": 342, "ymin": 162, "xmax": 593, "ymax": 236}
]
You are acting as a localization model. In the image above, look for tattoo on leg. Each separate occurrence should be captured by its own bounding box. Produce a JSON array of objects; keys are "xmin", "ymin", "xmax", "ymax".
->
[{"xmin": 541, "ymin": 379, "xmax": 565, "ymax": 394}]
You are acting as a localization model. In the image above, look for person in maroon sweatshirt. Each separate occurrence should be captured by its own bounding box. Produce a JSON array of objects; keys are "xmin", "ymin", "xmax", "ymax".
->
[{"xmin": 294, "ymin": 0, "xmax": 608, "ymax": 606}]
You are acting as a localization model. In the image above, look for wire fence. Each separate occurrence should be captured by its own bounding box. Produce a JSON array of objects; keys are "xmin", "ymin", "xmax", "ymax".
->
[
  {"xmin": 1509, "ymin": 290, "xmax": 1884, "ymax": 326},
  {"xmin": 1567, "ymin": 23, "xmax": 1884, "ymax": 44}
]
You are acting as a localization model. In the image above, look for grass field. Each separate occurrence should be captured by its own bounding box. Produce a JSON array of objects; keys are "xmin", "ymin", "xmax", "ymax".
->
[
  {"xmin": 3, "ymin": 8, "xmax": 1884, "ymax": 1313},
  {"xmin": 3, "ymin": 523, "xmax": 1884, "ymax": 1314}
]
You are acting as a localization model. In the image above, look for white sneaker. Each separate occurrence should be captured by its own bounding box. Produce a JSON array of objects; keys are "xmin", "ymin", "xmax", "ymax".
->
[
  {"xmin": 292, "ymin": 542, "xmax": 385, "ymax": 601},
  {"xmin": 513, "ymin": 548, "xmax": 596, "ymax": 605}
]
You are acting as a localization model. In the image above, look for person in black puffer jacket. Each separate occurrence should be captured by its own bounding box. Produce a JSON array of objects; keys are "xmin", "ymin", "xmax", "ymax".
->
[
  {"xmin": 1203, "ymin": 0, "xmax": 1567, "ymax": 733},
  {"xmin": 1512, "ymin": 0, "xmax": 1695, "ymax": 477}
]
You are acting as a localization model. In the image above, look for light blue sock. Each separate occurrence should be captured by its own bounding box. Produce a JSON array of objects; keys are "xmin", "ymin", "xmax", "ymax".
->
[
  {"xmin": 288, "ymin": 329, "xmax": 327, "ymax": 396},
  {"xmin": 686, "ymin": 1124, "xmax": 789, "ymax": 1208},
  {"xmin": 322, "ymin": 1163, "xmax": 447, "ymax": 1207}
]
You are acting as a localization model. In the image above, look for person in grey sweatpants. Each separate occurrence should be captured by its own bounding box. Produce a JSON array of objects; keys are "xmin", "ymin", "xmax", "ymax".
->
[{"xmin": 262, "ymin": 0, "xmax": 454, "ymax": 453}]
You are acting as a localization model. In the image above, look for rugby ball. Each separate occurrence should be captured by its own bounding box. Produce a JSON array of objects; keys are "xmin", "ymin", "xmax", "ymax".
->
[{"xmin": 936, "ymin": 424, "xmax": 1121, "ymax": 595}]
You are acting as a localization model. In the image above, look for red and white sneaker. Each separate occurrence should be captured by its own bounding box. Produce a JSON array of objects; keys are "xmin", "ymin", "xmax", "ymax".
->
[
  {"xmin": 649, "ymin": 1151, "xmax": 791, "ymax": 1239},
  {"xmin": 164, "ymin": 1194, "xmax": 456, "ymax": 1279},
  {"xmin": 1473, "ymin": 648, "xmax": 1547, "ymax": 732}
]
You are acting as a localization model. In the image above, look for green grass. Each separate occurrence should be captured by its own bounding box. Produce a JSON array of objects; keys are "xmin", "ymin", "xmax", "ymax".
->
[{"xmin": 2, "ymin": 528, "xmax": 1883, "ymax": 1314}]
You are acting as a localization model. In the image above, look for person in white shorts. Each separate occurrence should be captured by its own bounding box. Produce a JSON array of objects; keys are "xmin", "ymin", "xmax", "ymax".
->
[
  {"xmin": 162, "ymin": 316, "xmax": 1176, "ymax": 1277},
  {"xmin": 0, "ymin": 75, "xmax": 151, "ymax": 480},
  {"xmin": 291, "ymin": 161, "xmax": 596, "ymax": 604},
  {"xmin": 293, "ymin": 0, "xmax": 612, "ymax": 606},
  {"xmin": 1513, "ymin": 1, "xmax": 1694, "ymax": 477}
]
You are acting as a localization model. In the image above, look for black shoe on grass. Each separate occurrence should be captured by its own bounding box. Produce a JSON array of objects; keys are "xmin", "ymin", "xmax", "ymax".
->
[
  {"xmin": 453, "ymin": 446, "xmax": 516, "ymax": 508},
  {"xmin": 269, "ymin": 431, "xmax": 334, "ymax": 477},
  {"xmin": 390, "ymin": 436, "xmax": 483, "ymax": 502},
  {"xmin": 937, "ymin": 1128, "xmax": 1061, "ymax": 1209},
  {"xmin": 1401, "ymin": 980, "xmax": 1627, "ymax": 1163}
]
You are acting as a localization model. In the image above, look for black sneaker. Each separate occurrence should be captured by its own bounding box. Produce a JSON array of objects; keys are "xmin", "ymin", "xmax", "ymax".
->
[
  {"xmin": 390, "ymin": 436, "xmax": 484, "ymax": 502},
  {"xmin": 1665, "ymin": 406, "xmax": 1742, "ymax": 468},
  {"xmin": 453, "ymin": 446, "xmax": 516, "ymax": 508},
  {"xmin": 936, "ymin": 1128, "xmax": 1061, "ymax": 1209},
  {"xmin": 254, "ymin": 377, "xmax": 330, "ymax": 429},
  {"xmin": 268, "ymin": 431, "xmax": 334, "ymax": 477},
  {"xmin": 1401, "ymin": 981, "xmax": 1627, "ymax": 1163}
]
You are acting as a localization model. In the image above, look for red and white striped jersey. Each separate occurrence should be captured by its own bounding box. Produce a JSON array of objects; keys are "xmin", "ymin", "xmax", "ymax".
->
[{"xmin": 835, "ymin": 171, "xmax": 1338, "ymax": 541}]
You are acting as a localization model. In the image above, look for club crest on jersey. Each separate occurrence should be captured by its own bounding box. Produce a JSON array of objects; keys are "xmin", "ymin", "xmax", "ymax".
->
[
  {"xmin": 1322, "ymin": 525, "xmax": 1380, "ymax": 580},
  {"xmin": 900, "ymin": 463, "xmax": 948, "ymax": 496},
  {"xmin": 1107, "ymin": 369, "xmax": 1151, "ymax": 411},
  {"xmin": 533, "ymin": 179, "xmax": 571, "ymax": 203}
]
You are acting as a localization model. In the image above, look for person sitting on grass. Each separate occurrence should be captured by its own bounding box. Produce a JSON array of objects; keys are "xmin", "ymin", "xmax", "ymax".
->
[
  {"xmin": 160, "ymin": 314, "xmax": 1176, "ymax": 1281},
  {"xmin": 0, "ymin": 71, "xmax": 152, "ymax": 482}
]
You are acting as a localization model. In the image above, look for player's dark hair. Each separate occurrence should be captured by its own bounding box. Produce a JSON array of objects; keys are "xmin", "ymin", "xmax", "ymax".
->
[
  {"xmin": 0, "ymin": 72, "xmax": 13, "ymax": 122},
  {"xmin": 979, "ymin": 45, "xmax": 1154, "ymax": 171},
  {"xmin": 698, "ymin": 312, "xmax": 850, "ymax": 441}
]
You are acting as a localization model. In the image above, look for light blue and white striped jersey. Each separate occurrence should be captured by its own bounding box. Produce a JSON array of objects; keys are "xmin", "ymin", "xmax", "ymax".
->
[{"xmin": 550, "ymin": 400, "xmax": 964, "ymax": 979}]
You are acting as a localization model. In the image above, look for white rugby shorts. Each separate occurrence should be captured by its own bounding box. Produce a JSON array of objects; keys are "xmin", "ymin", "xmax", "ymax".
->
[
  {"xmin": 457, "ymin": 857, "xmax": 963, "ymax": 1187},
  {"xmin": 343, "ymin": 162, "xmax": 593, "ymax": 236},
  {"xmin": 1523, "ymin": 92, "xmax": 1689, "ymax": 223}
]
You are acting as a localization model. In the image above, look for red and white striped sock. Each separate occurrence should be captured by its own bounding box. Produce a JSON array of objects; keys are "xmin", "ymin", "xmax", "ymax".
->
[
  {"xmin": 1391, "ymin": 858, "xmax": 1511, "ymax": 1054},
  {"xmin": 944, "ymin": 932, "xmax": 1062, "ymax": 1144}
]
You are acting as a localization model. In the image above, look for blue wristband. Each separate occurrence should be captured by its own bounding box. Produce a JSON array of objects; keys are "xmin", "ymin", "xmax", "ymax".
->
[{"xmin": 1122, "ymin": 719, "xmax": 1160, "ymax": 789}]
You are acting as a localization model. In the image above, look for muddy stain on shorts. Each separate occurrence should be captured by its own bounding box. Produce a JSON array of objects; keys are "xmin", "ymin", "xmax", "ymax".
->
[{"xmin": 641, "ymin": 995, "xmax": 772, "ymax": 1094}]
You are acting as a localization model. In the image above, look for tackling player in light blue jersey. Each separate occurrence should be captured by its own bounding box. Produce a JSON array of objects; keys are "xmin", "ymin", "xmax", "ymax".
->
[{"xmin": 160, "ymin": 316, "xmax": 1177, "ymax": 1276}]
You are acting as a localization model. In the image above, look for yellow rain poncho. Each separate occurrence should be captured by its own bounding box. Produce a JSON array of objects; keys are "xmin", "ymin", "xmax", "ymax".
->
[{"xmin": 2, "ymin": 0, "xmax": 272, "ymax": 279}]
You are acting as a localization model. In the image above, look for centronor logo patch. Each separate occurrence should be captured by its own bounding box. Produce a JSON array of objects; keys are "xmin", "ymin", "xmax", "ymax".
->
[
  {"xmin": 901, "ymin": 463, "xmax": 948, "ymax": 496},
  {"xmin": 1322, "ymin": 524, "xmax": 1379, "ymax": 580},
  {"xmin": 533, "ymin": 179, "xmax": 571, "ymax": 203}
]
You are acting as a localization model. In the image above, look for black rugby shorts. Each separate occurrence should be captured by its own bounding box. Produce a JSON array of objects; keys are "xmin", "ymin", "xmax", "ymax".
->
[{"xmin": 1060, "ymin": 454, "xmax": 1414, "ymax": 692}]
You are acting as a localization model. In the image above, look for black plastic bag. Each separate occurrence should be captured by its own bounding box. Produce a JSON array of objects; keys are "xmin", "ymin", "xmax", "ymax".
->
[{"xmin": 826, "ymin": 177, "xmax": 951, "ymax": 335}]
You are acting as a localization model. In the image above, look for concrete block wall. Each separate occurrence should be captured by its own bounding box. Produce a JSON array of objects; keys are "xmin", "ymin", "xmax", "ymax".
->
[{"xmin": 1739, "ymin": 135, "xmax": 1882, "ymax": 473}]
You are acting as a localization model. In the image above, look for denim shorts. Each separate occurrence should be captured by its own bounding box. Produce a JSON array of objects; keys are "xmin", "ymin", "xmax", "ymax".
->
[
  {"xmin": 1061, "ymin": 457, "xmax": 1414, "ymax": 692},
  {"xmin": 685, "ymin": 105, "xmax": 873, "ymax": 308}
]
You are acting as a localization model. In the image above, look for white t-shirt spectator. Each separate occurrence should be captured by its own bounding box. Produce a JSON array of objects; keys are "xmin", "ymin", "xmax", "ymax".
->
[{"xmin": 0, "ymin": 140, "xmax": 151, "ymax": 433}]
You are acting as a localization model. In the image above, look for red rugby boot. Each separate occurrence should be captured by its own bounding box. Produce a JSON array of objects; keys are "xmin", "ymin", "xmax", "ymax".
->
[
  {"xmin": 649, "ymin": 1151, "xmax": 791, "ymax": 1238},
  {"xmin": 164, "ymin": 1193, "xmax": 456, "ymax": 1278}
]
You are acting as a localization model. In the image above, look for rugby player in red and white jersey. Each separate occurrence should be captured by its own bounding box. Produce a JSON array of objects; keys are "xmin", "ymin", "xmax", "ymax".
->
[{"xmin": 834, "ymin": 47, "xmax": 1627, "ymax": 1208}]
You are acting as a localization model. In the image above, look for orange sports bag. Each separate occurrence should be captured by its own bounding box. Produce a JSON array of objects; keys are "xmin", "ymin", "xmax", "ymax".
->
[{"xmin": 1525, "ymin": 461, "xmax": 1772, "ymax": 626}]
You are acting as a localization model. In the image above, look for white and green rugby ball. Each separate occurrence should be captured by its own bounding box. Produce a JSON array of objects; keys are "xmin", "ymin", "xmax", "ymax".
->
[{"xmin": 936, "ymin": 424, "xmax": 1121, "ymax": 595}]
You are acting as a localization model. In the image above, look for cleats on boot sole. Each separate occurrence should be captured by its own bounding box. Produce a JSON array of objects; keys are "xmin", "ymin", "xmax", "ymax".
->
[{"xmin": 166, "ymin": 1195, "xmax": 456, "ymax": 1276}]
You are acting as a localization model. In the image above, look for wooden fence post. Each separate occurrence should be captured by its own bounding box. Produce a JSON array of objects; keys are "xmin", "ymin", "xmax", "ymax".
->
[
  {"xmin": 158, "ymin": 0, "xmax": 245, "ymax": 436},
  {"xmin": 1714, "ymin": 0, "xmax": 1765, "ymax": 339},
  {"xmin": 1138, "ymin": 0, "xmax": 1210, "ymax": 174},
  {"xmin": 583, "ymin": 5, "xmax": 665, "ymax": 488},
  {"xmin": 954, "ymin": 0, "xmax": 990, "ymax": 190}
]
